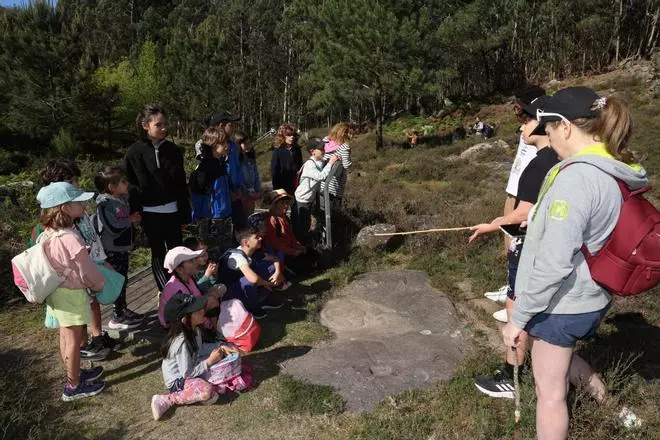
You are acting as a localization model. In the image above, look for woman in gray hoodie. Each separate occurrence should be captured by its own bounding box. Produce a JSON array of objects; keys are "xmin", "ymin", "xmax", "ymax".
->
[{"xmin": 501, "ymin": 87, "xmax": 648, "ymax": 440}]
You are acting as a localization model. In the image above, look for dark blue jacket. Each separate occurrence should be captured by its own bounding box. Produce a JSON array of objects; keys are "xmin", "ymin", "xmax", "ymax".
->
[{"xmin": 189, "ymin": 153, "xmax": 232, "ymax": 221}]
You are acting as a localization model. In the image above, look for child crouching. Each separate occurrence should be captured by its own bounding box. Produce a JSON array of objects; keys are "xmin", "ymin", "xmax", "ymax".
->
[{"xmin": 151, "ymin": 293, "xmax": 250, "ymax": 420}]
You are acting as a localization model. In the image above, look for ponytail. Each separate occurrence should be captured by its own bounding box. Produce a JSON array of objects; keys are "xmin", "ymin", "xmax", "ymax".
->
[{"xmin": 572, "ymin": 96, "xmax": 636, "ymax": 164}]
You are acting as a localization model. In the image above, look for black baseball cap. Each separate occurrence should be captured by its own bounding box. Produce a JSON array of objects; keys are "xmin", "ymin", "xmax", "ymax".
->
[
  {"xmin": 531, "ymin": 87, "xmax": 601, "ymax": 136},
  {"xmin": 209, "ymin": 110, "xmax": 241, "ymax": 126},
  {"xmin": 521, "ymin": 95, "xmax": 550, "ymax": 118},
  {"xmin": 164, "ymin": 292, "xmax": 208, "ymax": 324},
  {"xmin": 307, "ymin": 137, "xmax": 327, "ymax": 151},
  {"xmin": 515, "ymin": 85, "xmax": 546, "ymax": 105}
]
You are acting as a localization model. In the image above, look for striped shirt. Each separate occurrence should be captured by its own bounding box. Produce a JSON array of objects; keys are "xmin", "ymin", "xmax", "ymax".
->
[{"xmin": 321, "ymin": 143, "xmax": 352, "ymax": 199}]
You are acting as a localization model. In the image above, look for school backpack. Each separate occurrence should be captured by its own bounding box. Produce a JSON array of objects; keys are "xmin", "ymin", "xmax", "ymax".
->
[
  {"xmin": 12, "ymin": 230, "xmax": 74, "ymax": 304},
  {"xmin": 577, "ymin": 172, "xmax": 660, "ymax": 296},
  {"xmin": 482, "ymin": 124, "xmax": 494, "ymax": 138},
  {"xmin": 218, "ymin": 299, "xmax": 261, "ymax": 352}
]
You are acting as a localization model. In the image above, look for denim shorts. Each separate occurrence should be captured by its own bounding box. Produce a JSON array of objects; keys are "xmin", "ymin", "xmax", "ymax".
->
[{"xmin": 524, "ymin": 304, "xmax": 610, "ymax": 348}]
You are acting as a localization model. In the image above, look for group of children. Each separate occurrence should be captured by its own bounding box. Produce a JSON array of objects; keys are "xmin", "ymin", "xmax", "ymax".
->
[{"xmin": 28, "ymin": 105, "xmax": 352, "ymax": 418}]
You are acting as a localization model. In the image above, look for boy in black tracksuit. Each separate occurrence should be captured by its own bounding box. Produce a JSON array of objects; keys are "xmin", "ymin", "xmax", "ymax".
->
[{"xmin": 124, "ymin": 136, "xmax": 190, "ymax": 291}]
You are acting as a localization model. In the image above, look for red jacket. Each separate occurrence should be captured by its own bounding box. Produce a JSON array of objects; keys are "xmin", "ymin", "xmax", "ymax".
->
[{"xmin": 263, "ymin": 215, "xmax": 302, "ymax": 256}]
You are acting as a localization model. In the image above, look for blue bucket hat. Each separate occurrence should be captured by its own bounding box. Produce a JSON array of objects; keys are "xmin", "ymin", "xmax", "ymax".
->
[{"xmin": 36, "ymin": 182, "xmax": 95, "ymax": 209}]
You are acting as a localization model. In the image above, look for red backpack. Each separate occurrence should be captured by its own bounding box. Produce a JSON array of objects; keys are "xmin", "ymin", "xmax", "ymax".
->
[{"xmin": 581, "ymin": 179, "xmax": 660, "ymax": 296}]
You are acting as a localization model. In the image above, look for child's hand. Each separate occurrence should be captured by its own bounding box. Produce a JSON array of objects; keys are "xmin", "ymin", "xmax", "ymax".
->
[
  {"xmin": 204, "ymin": 262, "xmax": 217, "ymax": 279},
  {"xmin": 220, "ymin": 344, "xmax": 240, "ymax": 356},
  {"xmin": 269, "ymin": 271, "xmax": 285, "ymax": 286},
  {"xmin": 329, "ymin": 155, "xmax": 339, "ymax": 164},
  {"xmin": 206, "ymin": 347, "xmax": 225, "ymax": 367},
  {"xmin": 130, "ymin": 212, "xmax": 142, "ymax": 224}
]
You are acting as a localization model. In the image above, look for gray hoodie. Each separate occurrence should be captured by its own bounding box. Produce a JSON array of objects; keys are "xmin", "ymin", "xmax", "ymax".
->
[
  {"xmin": 95, "ymin": 193, "xmax": 132, "ymax": 253},
  {"xmin": 511, "ymin": 154, "xmax": 648, "ymax": 329},
  {"xmin": 161, "ymin": 328, "xmax": 217, "ymax": 390}
]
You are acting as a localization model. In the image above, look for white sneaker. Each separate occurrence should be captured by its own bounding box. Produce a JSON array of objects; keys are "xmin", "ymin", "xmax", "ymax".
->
[
  {"xmin": 484, "ymin": 285, "xmax": 508, "ymax": 303},
  {"xmin": 493, "ymin": 308, "xmax": 508, "ymax": 323}
]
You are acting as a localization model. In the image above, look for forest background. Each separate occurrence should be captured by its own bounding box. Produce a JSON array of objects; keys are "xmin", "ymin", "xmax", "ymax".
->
[{"xmin": 0, "ymin": 0, "xmax": 658, "ymax": 154}]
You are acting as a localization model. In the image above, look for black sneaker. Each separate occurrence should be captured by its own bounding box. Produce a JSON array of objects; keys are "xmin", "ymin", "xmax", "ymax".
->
[
  {"xmin": 289, "ymin": 297, "xmax": 308, "ymax": 311},
  {"xmin": 108, "ymin": 314, "xmax": 141, "ymax": 330},
  {"xmin": 123, "ymin": 309, "xmax": 145, "ymax": 324},
  {"xmin": 474, "ymin": 366, "xmax": 515, "ymax": 399},
  {"xmin": 100, "ymin": 331, "xmax": 122, "ymax": 350},
  {"xmin": 80, "ymin": 366, "xmax": 104, "ymax": 383},
  {"xmin": 61, "ymin": 380, "xmax": 105, "ymax": 402},
  {"xmin": 80, "ymin": 339, "xmax": 111, "ymax": 361},
  {"xmin": 262, "ymin": 296, "xmax": 284, "ymax": 310}
]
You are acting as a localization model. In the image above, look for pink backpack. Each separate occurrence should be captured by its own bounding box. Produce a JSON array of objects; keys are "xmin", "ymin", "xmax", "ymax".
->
[{"xmin": 219, "ymin": 299, "xmax": 261, "ymax": 352}]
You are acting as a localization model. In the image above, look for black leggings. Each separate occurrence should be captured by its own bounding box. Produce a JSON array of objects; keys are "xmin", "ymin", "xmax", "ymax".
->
[{"xmin": 141, "ymin": 211, "xmax": 183, "ymax": 291}]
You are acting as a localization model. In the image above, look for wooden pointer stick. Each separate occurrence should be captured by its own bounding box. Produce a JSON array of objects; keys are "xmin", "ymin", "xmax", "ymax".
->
[{"xmin": 373, "ymin": 227, "xmax": 472, "ymax": 236}]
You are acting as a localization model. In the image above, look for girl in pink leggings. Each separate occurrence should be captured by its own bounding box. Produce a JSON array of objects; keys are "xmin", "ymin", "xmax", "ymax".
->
[{"xmin": 151, "ymin": 293, "xmax": 249, "ymax": 420}]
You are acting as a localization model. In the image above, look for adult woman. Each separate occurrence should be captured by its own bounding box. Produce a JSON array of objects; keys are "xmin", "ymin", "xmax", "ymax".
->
[
  {"xmin": 501, "ymin": 87, "xmax": 647, "ymax": 440},
  {"xmin": 270, "ymin": 124, "xmax": 302, "ymax": 195},
  {"xmin": 124, "ymin": 104, "xmax": 190, "ymax": 291}
]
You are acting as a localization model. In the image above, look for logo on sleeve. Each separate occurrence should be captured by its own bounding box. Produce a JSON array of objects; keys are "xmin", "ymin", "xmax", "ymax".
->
[{"xmin": 549, "ymin": 200, "xmax": 569, "ymax": 221}]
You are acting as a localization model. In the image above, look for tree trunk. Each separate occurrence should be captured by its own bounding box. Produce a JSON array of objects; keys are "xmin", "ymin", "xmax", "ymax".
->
[{"xmin": 615, "ymin": 0, "xmax": 623, "ymax": 64}]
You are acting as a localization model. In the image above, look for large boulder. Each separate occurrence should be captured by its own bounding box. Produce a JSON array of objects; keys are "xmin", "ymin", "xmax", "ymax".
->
[
  {"xmin": 355, "ymin": 223, "xmax": 396, "ymax": 250},
  {"xmin": 283, "ymin": 270, "xmax": 469, "ymax": 411},
  {"xmin": 460, "ymin": 142, "xmax": 495, "ymax": 160}
]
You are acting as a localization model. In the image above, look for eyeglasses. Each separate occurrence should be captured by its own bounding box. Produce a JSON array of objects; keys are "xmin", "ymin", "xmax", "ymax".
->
[{"xmin": 536, "ymin": 109, "xmax": 571, "ymax": 125}]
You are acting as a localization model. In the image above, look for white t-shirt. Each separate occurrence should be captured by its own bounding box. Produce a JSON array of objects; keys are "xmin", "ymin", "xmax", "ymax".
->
[
  {"xmin": 505, "ymin": 134, "xmax": 537, "ymax": 197},
  {"xmin": 227, "ymin": 248, "xmax": 251, "ymax": 270}
]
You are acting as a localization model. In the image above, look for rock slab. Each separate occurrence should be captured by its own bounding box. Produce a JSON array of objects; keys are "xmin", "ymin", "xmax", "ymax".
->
[{"xmin": 283, "ymin": 270, "xmax": 468, "ymax": 412}]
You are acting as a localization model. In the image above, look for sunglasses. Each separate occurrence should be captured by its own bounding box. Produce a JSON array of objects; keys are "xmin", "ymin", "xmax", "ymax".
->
[{"xmin": 536, "ymin": 109, "xmax": 571, "ymax": 125}]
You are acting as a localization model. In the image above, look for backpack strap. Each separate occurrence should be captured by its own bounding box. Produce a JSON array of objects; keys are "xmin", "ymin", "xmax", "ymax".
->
[{"xmin": 35, "ymin": 229, "xmax": 75, "ymax": 278}]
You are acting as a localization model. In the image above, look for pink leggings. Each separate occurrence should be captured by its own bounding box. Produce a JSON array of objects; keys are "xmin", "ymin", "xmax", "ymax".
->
[
  {"xmin": 167, "ymin": 378, "xmax": 217, "ymax": 405},
  {"xmin": 167, "ymin": 369, "xmax": 252, "ymax": 406}
]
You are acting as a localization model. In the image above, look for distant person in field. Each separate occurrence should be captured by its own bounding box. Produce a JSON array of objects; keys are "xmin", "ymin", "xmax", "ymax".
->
[
  {"xmin": 482, "ymin": 86, "xmax": 545, "ymax": 311},
  {"xmin": 270, "ymin": 123, "xmax": 303, "ymax": 195},
  {"xmin": 124, "ymin": 104, "xmax": 190, "ymax": 292},
  {"xmin": 502, "ymin": 87, "xmax": 647, "ymax": 440},
  {"xmin": 468, "ymin": 95, "xmax": 560, "ymax": 399},
  {"xmin": 236, "ymin": 131, "xmax": 261, "ymax": 217},
  {"xmin": 472, "ymin": 117, "xmax": 484, "ymax": 135}
]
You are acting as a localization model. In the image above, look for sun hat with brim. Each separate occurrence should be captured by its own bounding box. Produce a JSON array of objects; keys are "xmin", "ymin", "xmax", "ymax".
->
[
  {"xmin": 269, "ymin": 189, "xmax": 292, "ymax": 205},
  {"xmin": 36, "ymin": 182, "xmax": 95, "ymax": 209},
  {"xmin": 531, "ymin": 87, "xmax": 601, "ymax": 136},
  {"xmin": 163, "ymin": 246, "xmax": 204, "ymax": 272},
  {"xmin": 164, "ymin": 292, "xmax": 208, "ymax": 324}
]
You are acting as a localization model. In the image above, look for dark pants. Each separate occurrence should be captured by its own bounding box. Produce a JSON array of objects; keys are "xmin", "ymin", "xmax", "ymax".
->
[
  {"xmin": 231, "ymin": 199, "xmax": 247, "ymax": 230},
  {"xmin": 106, "ymin": 251, "xmax": 130, "ymax": 317},
  {"xmin": 224, "ymin": 259, "xmax": 275, "ymax": 315},
  {"xmin": 291, "ymin": 201, "xmax": 312, "ymax": 245},
  {"xmin": 141, "ymin": 211, "xmax": 183, "ymax": 291}
]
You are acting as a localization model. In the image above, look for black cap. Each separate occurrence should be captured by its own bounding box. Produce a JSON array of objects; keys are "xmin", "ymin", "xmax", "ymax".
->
[
  {"xmin": 515, "ymin": 85, "xmax": 546, "ymax": 105},
  {"xmin": 307, "ymin": 137, "xmax": 327, "ymax": 151},
  {"xmin": 209, "ymin": 111, "xmax": 241, "ymax": 126},
  {"xmin": 164, "ymin": 292, "xmax": 208, "ymax": 324},
  {"xmin": 531, "ymin": 87, "xmax": 601, "ymax": 136},
  {"xmin": 521, "ymin": 95, "xmax": 550, "ymax": 118}
]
